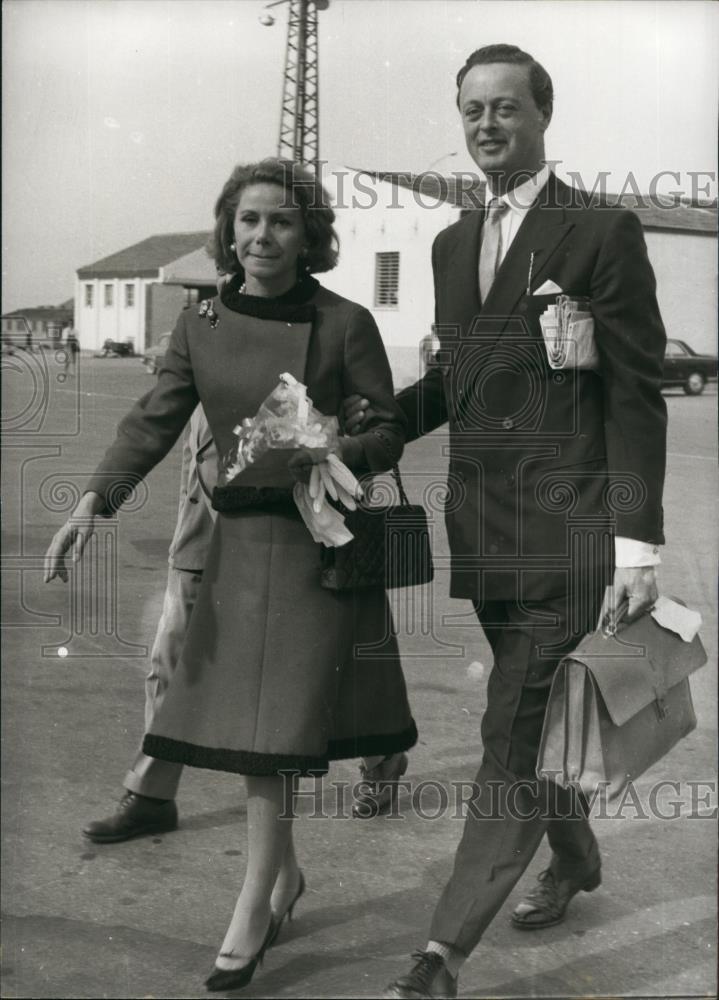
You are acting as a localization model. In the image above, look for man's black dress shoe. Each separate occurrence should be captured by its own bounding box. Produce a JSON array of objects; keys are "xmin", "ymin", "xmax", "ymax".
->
[
  {"xmin": 511, "ymin": 864, "xmax": 602, "ymax": 929},
  {"xmin": 205, "ymin": 917, "xmax": 276, "ymax": 992},
  {"xmin": 82, "ymin": 791, "xmax": 178, "ymax": 843},
  {"xmin": 353, "ymin": 752, "xmax": 409, "ymax": 817},
  {"xmin": 384, "ymin": 951, "xmax": 458, "ymax": 999}
]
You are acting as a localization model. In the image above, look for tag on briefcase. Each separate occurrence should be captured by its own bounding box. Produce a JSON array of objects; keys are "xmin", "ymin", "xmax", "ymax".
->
[{"xmin": 536, "ymin": 603, "xmax": 707, "ymax": 799}]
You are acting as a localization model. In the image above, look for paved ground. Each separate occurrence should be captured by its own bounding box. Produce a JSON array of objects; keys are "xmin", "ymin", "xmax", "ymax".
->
[{"xmin": 1, "ymin": 351, "xmax": 716, "ymax": 999}]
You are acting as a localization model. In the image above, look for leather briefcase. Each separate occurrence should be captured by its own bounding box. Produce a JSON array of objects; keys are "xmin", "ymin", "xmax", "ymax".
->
[
  {"xmin": 536, "ymin": 603, "xmax": 707, "ymax": 799},
  {"xmin": 320, "ymin": 466, "xmax": 434, "ymax": 591}
]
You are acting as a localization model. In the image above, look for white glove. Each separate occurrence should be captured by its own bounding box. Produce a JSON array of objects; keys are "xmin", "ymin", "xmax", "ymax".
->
[
  {"xmin": 293, "ymin": 454, "xmax": 363, "ymax": 546},
  {"xmin": 308, "ymin": 453, "xmax": 363, "ymax": 514},
  {"xmin": 293, "ymin": 482, "xmax": 354, "ymax": 546}
]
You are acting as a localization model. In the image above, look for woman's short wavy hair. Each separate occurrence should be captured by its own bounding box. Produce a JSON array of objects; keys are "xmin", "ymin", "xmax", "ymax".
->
[{"xmin": 209, "ymin": 158, "xmax": 339, "ymax": 277}]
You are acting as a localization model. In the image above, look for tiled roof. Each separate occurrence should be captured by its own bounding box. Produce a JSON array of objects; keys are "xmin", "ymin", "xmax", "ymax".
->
[
  {"xmin": 77, "ymin": 232, "xmax": 211, "ymax": 278},
  {"xmin": 363, "ymin": 171, "xmax": 718, "ymax": 234},
  {"xmin": 2, "ymin": 304, "xmax": 73, "ymax": 320}
]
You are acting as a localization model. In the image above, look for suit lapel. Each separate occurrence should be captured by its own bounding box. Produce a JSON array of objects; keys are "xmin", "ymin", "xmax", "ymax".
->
[
  {"xmin": 477, "ymin": 173, "xmax": 575, "ymax": 354},
  {"xmin": 444, "ymin": 210, "xmax": 483, "ymax": 324}
]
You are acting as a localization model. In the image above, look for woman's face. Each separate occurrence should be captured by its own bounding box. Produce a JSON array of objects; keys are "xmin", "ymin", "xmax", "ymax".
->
[{"xmin": 233, "ymin": 182, "xmax": 307, "ymax": 294}]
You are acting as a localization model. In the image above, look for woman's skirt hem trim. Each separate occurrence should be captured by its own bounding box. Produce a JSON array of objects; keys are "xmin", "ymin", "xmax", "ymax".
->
[{"xmin": 143, "ymin": 720, "xmax": 418, "ymax": 777}]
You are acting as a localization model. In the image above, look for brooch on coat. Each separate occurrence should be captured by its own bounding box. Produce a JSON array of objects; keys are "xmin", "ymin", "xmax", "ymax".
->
[{"xmin": 198, "ymin": 298, "xmax": 219, "ymax": 328}]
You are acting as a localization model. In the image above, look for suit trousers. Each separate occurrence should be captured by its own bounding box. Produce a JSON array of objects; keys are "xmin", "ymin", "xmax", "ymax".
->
[
  {"xmin": 429, "ymin": 589, "xmax": 605, "ymax": 956},
  {"xmin": 123, "ymin": 566, "xmax": 203, "ymax": 800}
]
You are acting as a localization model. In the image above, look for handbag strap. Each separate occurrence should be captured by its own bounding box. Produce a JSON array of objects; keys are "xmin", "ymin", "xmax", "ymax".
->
[{"xmin": 391, "ymin": 464, "xmax": 411, "ymax": 507}]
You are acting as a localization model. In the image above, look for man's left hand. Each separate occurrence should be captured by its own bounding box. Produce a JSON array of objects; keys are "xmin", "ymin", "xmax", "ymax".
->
[{"xmin": 601, "ymin": 565, "xmax": 659, "ymax": 628}]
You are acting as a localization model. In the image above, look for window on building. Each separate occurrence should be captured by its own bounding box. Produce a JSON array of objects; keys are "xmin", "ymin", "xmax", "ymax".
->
[
  {"xmin": 104, "ymin": 284, "xmax": 114, "ymax": 307},
  {"xmin": 84, "ymin": 284, "xmax": 94, "ymax": 308},
  {"xmin": 183, "ymin": 287, "xmax": 200, "ymax": 309},
  {"xmin": 374, "ymin": 252, "xmax": 400, "ymax": 309},
  {"xmin": 125, "ymin": 284, "xmax": 135, "ymax": 308}
]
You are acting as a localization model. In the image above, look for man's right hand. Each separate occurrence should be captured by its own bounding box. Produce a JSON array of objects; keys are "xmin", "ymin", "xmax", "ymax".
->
[{"xmin": 342, "ymin": 394, "xmax": 374, "ymax": 436}]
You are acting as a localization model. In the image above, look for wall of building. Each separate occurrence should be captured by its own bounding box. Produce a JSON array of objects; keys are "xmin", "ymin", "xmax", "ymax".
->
[
  {"xmin": 145, "ymin": 283, "xmax": 185, "ymax": 347},
  {"xmin": 644, "ymin": 230, "xmax": 717, "ymax": 355},
  {"xmin": 74, "ymin": 276, "xmax": 156, "ymax": 352},
  {"xmin": 320, "ymin": 173, "xmax": 458, "ymax": 352}
]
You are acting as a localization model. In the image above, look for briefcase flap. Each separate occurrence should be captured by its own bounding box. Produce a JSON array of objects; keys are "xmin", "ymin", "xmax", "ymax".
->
[{"xmin": 565, "ymin": 612, "xmax": 707, "ymax": 727}]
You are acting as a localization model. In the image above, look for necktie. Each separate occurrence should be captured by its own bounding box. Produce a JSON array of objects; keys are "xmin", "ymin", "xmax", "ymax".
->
[{"xmin": 478, "ymin": 198, "xmax": 510, "ymax": 302}]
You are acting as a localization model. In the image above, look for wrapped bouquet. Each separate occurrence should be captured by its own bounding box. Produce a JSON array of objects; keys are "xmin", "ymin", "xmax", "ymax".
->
[{"xmin": 219, "ymin": 373, "xmax": 363, "ymax": 546}]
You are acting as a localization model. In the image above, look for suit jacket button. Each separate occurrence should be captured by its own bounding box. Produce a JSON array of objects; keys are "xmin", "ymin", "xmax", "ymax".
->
[
  {"xmin": 196, "ymin": 455, "xmax": 204, "ymax": 464},
  {"xmin": 501, "ymin": 417, "xmax": 514, "ymax": 430}
]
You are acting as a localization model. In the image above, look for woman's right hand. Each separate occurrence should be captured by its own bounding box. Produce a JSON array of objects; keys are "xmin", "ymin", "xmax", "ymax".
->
[{"xmin": 44, "ymin": 491, "xmax": 104, "ymax": 583}]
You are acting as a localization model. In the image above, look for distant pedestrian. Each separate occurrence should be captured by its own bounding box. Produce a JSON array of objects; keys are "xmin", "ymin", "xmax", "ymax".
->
[{"xmin": 65, "ymin": 330, "xmax": 80, "ymax": 369}]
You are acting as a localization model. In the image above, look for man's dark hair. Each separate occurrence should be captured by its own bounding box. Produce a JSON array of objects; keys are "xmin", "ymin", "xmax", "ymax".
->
[{"xmin": 456, "ymin": 44, "xmax": 553, "ymax": 114}]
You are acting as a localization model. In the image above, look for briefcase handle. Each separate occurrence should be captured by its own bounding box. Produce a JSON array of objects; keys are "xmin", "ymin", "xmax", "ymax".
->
[{"xmin": 597, "ymin": 596, "xmax": 631, "ymax": 637}]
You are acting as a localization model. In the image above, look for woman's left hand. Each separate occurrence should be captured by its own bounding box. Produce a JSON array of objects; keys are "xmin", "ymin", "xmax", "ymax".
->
[{"xmin": 287, "ymin": 447, "xmax": 330, "ymax": 485}]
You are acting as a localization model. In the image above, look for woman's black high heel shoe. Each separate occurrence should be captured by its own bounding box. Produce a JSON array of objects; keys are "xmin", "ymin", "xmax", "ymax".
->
[
  {"xmin": 267, "ymin": 871, "xmax": 306, "ymax": 948},
  {"xmin": 204, "ymin": 917, "xmax": 277, "ymax": 992}
]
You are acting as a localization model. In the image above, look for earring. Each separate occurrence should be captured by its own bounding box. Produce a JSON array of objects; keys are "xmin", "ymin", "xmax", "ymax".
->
[{"xmin": 230, "ymin": 242, "xmax": 237, "ymax": 252}]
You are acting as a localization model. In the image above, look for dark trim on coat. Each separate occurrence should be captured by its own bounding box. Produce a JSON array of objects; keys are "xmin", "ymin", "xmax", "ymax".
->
[
  {"xmin": 219, "ymin": 273, "xmax": 319, "ymax": 322},
  {"xmin": 143, "ymin": 719, "xmax": 418, "ymax": 777},
  {"xmin": 211, "ymin": 484, "xmax": 296, "ymax": 513}
]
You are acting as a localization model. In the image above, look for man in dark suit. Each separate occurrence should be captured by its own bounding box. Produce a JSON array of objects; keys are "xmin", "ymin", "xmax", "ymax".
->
[{"xmin": 347, "ymin": 44, "xmax": 667, "ymax": 999}]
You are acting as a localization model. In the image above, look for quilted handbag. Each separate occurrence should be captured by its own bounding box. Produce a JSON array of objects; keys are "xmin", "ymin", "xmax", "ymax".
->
[
  {"xmin": 320, "ymin": 466, "xmax": 434, "ymax": 591},
  {"xmin": 536, "ymin": 600, "xmax": 707, "ymax": 799}
]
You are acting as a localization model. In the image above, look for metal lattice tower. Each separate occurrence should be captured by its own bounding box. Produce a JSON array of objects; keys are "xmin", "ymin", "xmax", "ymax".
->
[{"xmin": 276, "ymin": 0, "xmax": 322, "ymax": 170}]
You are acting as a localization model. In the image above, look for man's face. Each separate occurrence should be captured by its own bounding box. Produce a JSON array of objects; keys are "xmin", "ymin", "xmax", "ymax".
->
[{"xmin": 458, "ymin": 62, "xmax": 551, "ymax": 189}]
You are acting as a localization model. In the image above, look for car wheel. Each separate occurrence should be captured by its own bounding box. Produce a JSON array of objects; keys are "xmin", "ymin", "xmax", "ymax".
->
[{"xmin": 683, "ymin": 372, "xmax": 706, "ymax": 395}]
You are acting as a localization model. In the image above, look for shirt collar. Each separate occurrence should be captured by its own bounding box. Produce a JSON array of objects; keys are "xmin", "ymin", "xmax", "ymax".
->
[{"xmin": 488, "ymin": 163, "xmax": 551, "ymax": 213}]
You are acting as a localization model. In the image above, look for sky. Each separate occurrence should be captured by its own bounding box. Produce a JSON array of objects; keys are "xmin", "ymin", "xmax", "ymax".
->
[{"xmin": 2, "ymin": 0, "xmax": 717, "ymax": 312}]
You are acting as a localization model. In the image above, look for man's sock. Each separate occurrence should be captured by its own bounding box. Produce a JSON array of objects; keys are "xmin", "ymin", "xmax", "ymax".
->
[{"xmin": 426, "ymin": 940, "xmax": 464, "ymax": 978}]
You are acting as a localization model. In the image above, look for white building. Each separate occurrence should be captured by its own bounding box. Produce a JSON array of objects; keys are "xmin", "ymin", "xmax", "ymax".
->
[
  {"xmin": 74, "ymin": 232, "xmax": 214, "ymax": 354},
  {"xmin": 320, "ymin": 168, "xmax": 456, "ymax": 350}
]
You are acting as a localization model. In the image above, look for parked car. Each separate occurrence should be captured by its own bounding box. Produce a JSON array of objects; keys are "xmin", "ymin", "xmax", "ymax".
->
[
  {"xmin": 96, "ymin": 338, "xmax": 135, "ymax": 358},
  {"xmin": 142, "ymin": 332, "xmax": 171, "ymax": 374},
  {"xmin": 662, "ymin": 339, "xmax": 717, "ymax": 395}
]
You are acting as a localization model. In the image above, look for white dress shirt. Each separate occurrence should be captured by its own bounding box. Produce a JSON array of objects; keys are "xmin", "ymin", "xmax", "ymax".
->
[{"xmin": 485, "ymin": 164, "xmax": 661, "ymax": 568}]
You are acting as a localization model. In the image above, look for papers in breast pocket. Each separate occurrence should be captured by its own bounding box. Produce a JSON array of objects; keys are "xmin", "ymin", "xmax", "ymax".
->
[{"xmin": 539, "ymin": 295, "xmax": 600, "ymax": 371}]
